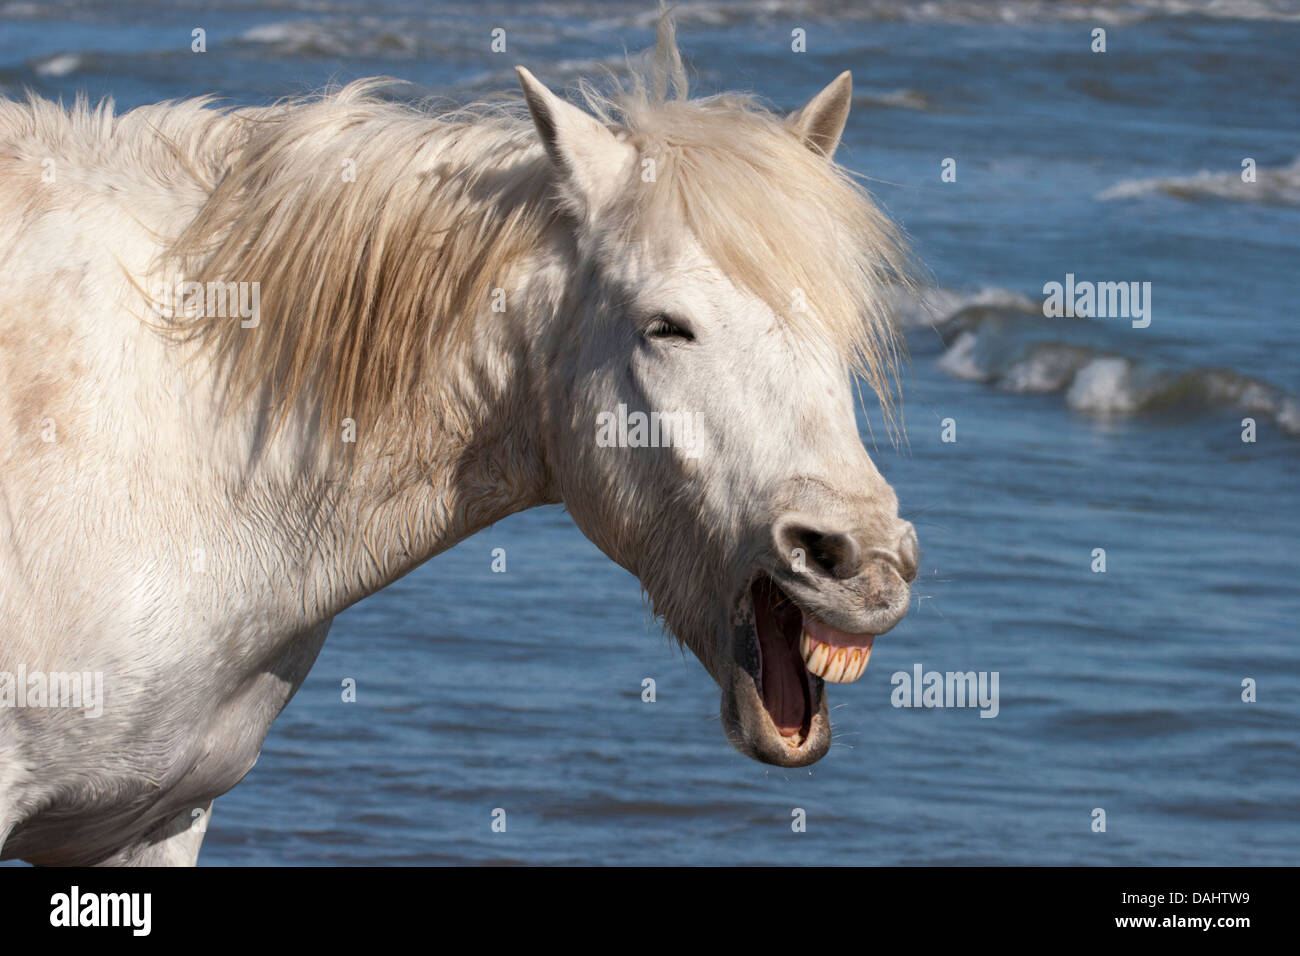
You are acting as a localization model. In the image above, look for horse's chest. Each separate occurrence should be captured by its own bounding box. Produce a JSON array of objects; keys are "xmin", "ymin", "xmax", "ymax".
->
[{"xmin": 5, "ymin": 620, "xmax": 331, "ymax": 863}]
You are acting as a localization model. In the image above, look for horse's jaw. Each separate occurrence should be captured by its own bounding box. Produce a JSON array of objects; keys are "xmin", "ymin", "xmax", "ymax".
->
[{"xmin": 721, "ymin": 573, "xmax": 877, "ymax": 767}]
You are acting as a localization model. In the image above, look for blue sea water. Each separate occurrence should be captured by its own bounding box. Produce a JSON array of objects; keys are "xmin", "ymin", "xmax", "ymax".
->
[{"xmin": 2, "ymin": 0, "xmax": 1297, "ymax": 864}]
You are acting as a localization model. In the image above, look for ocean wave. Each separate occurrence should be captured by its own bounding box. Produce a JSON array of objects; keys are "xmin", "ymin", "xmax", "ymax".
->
[
  {"xmin": 237, "ymin": 19, "xmax": 419, "ymax": 59},
  {"xmin": 852, "ymin": 88, "xmax": 933, "ymax": 112},
  {"xmin": 29, "ymin": 53, "xmax": 84, "ymax": 78},
  {"xmin": 0, "ymin": 2, "xmax": 44, "ymax": 17},
  {"xmin": 453, "ymin": 55, "xmax": 632, "ymax": 96},
  {"xmin": 602, "ymin": 0, "xmax": 1300, "ymax": 27},
  {"xmin": 1098, "ymin": 157, "xmax": 1300, "ymax": 206},
  {"xmin": 5, "ymin": 0, "xmax": 1300, "ymax": 33},
  {"xmin": 900, "ymin": 286, "xmax": 1300, "ymax": 434},
  {"xmin": 887, "ymin": 285, "xmax": 1039, "ymax": 330},
  {"xmin": 1058, "ymin": 355, "xmax": 1300, "ymax": 428}
]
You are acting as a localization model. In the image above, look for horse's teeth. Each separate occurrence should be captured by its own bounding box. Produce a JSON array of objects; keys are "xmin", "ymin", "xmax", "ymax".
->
[
  {"xmin": 800, "ymin": 630, "xmax": 873, "ymax": 683},
  {"xmin": 823, "ymin": 650, "xmax": 848, "ymax": 683},
  {"xmin": 802, "ymin": 635, "xmax": 830, "ymax": 676}
]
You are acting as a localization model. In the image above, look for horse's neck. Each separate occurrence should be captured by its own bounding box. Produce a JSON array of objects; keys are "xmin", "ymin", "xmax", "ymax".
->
[
  {"xmin": 169, "ymin": 110, "xmax": 566, "ymax": 632},
  {"xmin": 206, "ymin": 285, "xmax": 554, "ymax": 631}
]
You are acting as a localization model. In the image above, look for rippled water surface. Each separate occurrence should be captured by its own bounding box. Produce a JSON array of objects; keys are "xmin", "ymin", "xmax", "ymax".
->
[{"xmin": 3, "ymin": 0, "xmax": 1297, "ymax": 864}]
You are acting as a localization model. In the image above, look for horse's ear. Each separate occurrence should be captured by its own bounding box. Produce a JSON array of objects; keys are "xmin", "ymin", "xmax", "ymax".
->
[
  {"xmin": 515, "ymin": 66, "xmax": 635, "ymax": 220},
  {"xmin": 786, "ymin": 71, "xmax": 853, "ymax": 159}
]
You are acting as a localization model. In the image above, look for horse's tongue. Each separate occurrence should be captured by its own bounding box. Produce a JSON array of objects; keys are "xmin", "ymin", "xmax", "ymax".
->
[
  {"xmin": 761, "ymin": 641, "xmax": 807, "ymax": 738},
  {"xmin": 755, "ymin": 597, "xmax": 807, "ymax": 738}
]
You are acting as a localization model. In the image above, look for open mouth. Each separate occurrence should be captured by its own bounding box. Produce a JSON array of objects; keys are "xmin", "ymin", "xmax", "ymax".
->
[{"xmin": 742, "ymin": 574, "xmax": 876, "ymax": 744}]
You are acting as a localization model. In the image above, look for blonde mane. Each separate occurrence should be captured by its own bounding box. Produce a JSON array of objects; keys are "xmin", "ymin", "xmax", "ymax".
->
[{"xmin": 153, "ymin": 13, "xmax": 910, "ymax": 433}]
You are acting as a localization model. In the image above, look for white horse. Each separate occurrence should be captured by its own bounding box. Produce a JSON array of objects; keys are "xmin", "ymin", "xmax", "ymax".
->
[{"xmin": 0, "ymin": 18, "xmax": 919, "ymax": 865}]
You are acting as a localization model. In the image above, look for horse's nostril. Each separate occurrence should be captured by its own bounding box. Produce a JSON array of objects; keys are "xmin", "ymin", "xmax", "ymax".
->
[
  {"xmin": 896, "ymin": 522, "xmax": 919, "ymax": 583},
  {"xmin": 814, "ymin": 531, "xmax": 862, "ymax": 579},
  {"xmin": 782, "ymin": 525, "xmax": 862, "ymax": 580}
]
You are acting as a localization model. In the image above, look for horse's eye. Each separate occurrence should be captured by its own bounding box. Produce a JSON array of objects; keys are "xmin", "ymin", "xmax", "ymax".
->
[{"xmin": 642, "ymin": 314, "xmax": 695, "ymax": 342}]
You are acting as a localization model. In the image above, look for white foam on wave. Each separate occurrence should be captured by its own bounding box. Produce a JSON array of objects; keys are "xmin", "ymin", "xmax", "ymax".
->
[
  {"xmin": 854, "ymin": 88, "xmax": 931, "ymax": 112},
  {"xmin": 1099, "ymin": 157, "xmax": 1300, "ymax": 206},
  {"xmin": 454, "ymin": 55, "xmax": 630, "ymax": 95},
  {"xmin": 936, "ymin": 331, "xmax": 988, "ymax": 381},
  {"xmin": 1117, "ymin": 0, "xmax": 1300, "ymax": 21},
  {"xmin": 1000, "ymin": 346, "xmax": 1090, "ymax": 393},
  {"xmin": 611, "ymin": 0, "xmax": 1300, "ymax": 27},
  {"xmin": 32, "ymin": 53, "xmax": 82, "ymax": 77},
  {"xmin": 1276, "ymin": 398, "xmax": 1300, "ymax": 435},
  {"xmin": 239, "ymin": 20, "xmax": 416, "ymax": 58},
  {"xmin": 240, "ymin": 23, "xmax": 297, "ymax": 44},
  {"xmin": 1065, "ymin": 358, "xmax": 1141, "ymax": 414},
  {"xmin": 240, "ymin": 21, "xmax": 345, "ymax": 55},
  {"xmin": 887, "ymin": 284, "xmax": 1038, "ymax": 329},
  {"xmin": 902, "ymin": 284, "xmax": 1300, "ymax": 435}
]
